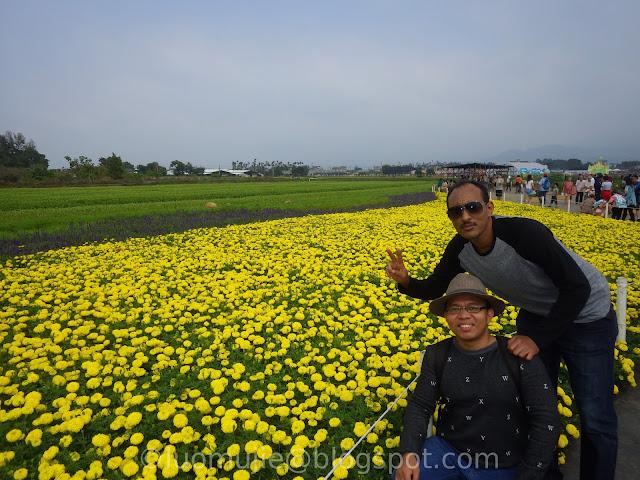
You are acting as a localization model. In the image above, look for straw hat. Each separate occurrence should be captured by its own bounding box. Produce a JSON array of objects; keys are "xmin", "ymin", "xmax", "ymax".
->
[{"xmin": 429, "ymin": 273, "xmax": 505, "ymax": 317}]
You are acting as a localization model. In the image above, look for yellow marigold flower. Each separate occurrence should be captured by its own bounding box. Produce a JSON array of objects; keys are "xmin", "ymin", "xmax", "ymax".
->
[
  {"xmin": 147, "ymin": 439, "xmax": 163, "ymax": 451},
  {"xmin": 290, "ymin": 445, "xmax": 305, "ymax": 457},
  {"xmin": 250, "ymin": 459, "xmax": 264, "ymax": 473},
  {"xmin": 271, "ymin": 430, "xmax": 287, "ymax": 444},
  {"xmin": 353, "ymin": 422, "xmax": 368, "ymax": 437},
  {"xmin": 92, "ymin": 434, "xmax": 110, "ymax": 448},
  {"xmin": 33, "ymin": 412, "xmax": 54, "ymax": 426},
  {"xmin": 66, "ymin": 381, "xmax": 80, "ymax": 393},
  {"xmin": 125, "ymin": 411, "xmax": 143, "ymax": 429},
  {"xmin": 558, "ymin": 434, "xmax": 569, "ymax": 449},
  {"xmin": 162, "ymin": 464, "xmax": 180, "ymax": 478},
  {"xmin": 340, "ymin": 437, "xmax": 355, "ymax": 451},
  {"xmin": 130, "ymin": 432, "xmax": 144, "ymax": 445},
  {"xmin": 121, "ymin": 459, "xmax": 139, "ymax": 477},
  {"xmin": 107, "ymin": 456, "xmax": 123, "ymax": 470},
  {"xmin": 13, "ymin": 468, "xmax": 28, "ymax": 480},
  {"xmin": 195, "ymin": 398, "xmax": 211, "ymax": 414},
  {"xmin": 124, "ymin": 446, "xmax": 139, "ymax": 458},
  {"xmin": 87, "ymin": 460, "xmax": 104, "ymax": 479},
  {"xmin": 0, "ymin": 452, "xmax": 15, "ymax": 468},
  {"xmin": 221, "ymin": 418, "xmax": 237, "ymax": 434},
  {"xmin": 291, "ymin": 420, "xmax": 305, "ymax": 434},
  {"xmin": 256, "ymin": 421, "xmax": 269, "ymax": 435},
  {"xmin": 173, "ymin": 413, "xmax": 188, "ymax": 429},
  {"xmin": 566, "ymin": 424, "xmax": 580, "ymax": 439},
  {"xmin": 329, "ymin": 417, "xmax": 341, "ymax": 427},
  {"xmin": 233, "ymin": 470, "xmax": 251, "ymax": 480},
  {"xmin": 256, "ymin": 444, "xmax": 273, "ymax": 460},
  {"xmin": 298, "ymin": 434, "xmax": 312, "ymax": 447},
  {"xmin": 276, "ymin": 463, "xmax": 289, "ymax": 476},
  {"xmin": 67, "ymin": 417, "xmax": 86, "ymax": 433},
  {"xmin": 385, "ymin": 435, "xmax": 399, "ymax": 448},
  {"xmin": 5, "ymin": 429, "xmax": 24, "ymax": 443},
  {"xmin": 59, "ymin": 435, "xmax": 73, "ymax": 448},
  {"xmin": 290, "ymin": 455, "xmax": 304, "ymax": 469},
  {"xmin": 333, "ymin": 465, "xmax": 348, "ymax": 479},
  {"xmin": 25, "ymin": 429, "xmax": 43, "ymax": 447},
  {"xmin": 145, "ymin": 450, "xmax": 159, "ymax": 464},
  {"xmin": 340, "ymin": 391, "xmax": 353, "ymax": 401},
  {"xmin": 227, "ymin": 443, "xmax": 241, "ymax": 456}
]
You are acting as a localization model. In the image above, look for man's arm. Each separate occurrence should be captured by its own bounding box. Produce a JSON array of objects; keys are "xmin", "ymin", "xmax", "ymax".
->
[
  {"xmin": 398, "ymin": 348, "xmax": 439, "ymax": 455},
  {"xmin": 515, "ymin": 356, "xmax": 560, "ymax": 480}
]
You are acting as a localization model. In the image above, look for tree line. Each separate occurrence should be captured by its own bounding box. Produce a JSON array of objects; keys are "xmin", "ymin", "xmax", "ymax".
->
[
  {"xmin": 0, "ymin": 131, "xmax": 209, "ymax": 184},
  {"xmin": 0, "ymin": 131, "xmax": 314, "ymax": 184}
]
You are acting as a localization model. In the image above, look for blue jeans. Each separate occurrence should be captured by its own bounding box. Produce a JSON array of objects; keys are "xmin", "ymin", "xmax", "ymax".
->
[
  {"xmin": 392, "ymin": 437, "xmax": 517, "ymax": 479},
  {"xmin": 538, "ymin": 191, "xmax": 548, "ymax": 205},
  {"xmin": 517, "ymin": 309, "xmax": 618, "ymax": 480}
]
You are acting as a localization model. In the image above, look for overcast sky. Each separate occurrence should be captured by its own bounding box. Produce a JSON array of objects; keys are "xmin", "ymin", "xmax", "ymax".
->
[{"xmin": 2, "ymin": 1, "xmax": 639, "ymax": 170}]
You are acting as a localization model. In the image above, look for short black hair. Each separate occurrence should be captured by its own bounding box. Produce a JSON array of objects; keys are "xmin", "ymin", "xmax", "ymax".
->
[{"xmin": 446, "ymin": 179, "xmax": 490, "ymax": 205}]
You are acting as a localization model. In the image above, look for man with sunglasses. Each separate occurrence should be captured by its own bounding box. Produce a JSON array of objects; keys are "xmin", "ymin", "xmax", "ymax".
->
[{"xmin": 386, "ymin": 180, "xmax": 617, "ymax": 480}]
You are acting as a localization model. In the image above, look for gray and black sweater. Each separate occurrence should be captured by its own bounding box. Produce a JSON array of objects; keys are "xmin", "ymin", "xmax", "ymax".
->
[
  {"xmin": 399, "ymin": 339, "xmax": 559, "ymax": 480},
  {"xmin": 399, "ymin": 215, "xmax": 611, "ymax": 349}
]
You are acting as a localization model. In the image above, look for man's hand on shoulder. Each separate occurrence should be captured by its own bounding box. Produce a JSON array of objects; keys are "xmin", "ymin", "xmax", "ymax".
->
[
  {"xmin": 507, "ymin": 335, "xmax": 540, "ymax": 361},
  {"xmin": 395, "ymin": 452, "xmax": 420, "ymax": 480},
  {"xmin": 386, "ymin": 248, "xmax": 410, "ymax": 288}
]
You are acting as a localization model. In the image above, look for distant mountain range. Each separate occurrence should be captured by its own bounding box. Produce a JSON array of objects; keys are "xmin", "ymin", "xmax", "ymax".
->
[{"xmin": 481, "ymin": 145, "xmax": 640, "ymax": 165}]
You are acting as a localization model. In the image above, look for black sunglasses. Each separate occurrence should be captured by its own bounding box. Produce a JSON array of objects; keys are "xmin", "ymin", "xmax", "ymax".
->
[{"xmin": 447, "ymin": 201, "xmax": 487, "ymax": 220}]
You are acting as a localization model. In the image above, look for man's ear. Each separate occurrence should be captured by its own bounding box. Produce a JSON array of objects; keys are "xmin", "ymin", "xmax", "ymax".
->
[
  {"xmin": 486, "ymin": 201, "xmax": 494, "ymax": 214},
  {"xmin": 487, "ymin": 308, "xmax": 495, "ymax": 319}
]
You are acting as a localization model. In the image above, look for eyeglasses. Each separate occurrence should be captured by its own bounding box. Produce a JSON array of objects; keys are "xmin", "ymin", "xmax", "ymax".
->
[
  {"xmin": 446, "ymin": 201, "xmax": 487, "ymax": 220},
  {"xmin": 444, "ymin": 305, "xmax": 488, "ymax": 315}
]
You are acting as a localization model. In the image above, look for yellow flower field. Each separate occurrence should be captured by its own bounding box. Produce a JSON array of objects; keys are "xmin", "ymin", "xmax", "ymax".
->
[{"xmin": 0, "ymin": 196, "xmax": 638, "ymax": 479}]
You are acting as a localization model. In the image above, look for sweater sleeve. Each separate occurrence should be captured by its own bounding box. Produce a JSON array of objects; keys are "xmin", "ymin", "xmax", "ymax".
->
[
  {"xmin": 497, "ymin": 219, "xmax": 592, "ymax": 349},
  {"xmin": 514, "ymin": 356, "xmax": 560, "ymax": 480},
  {"xmin": 398, "ymin": 236, "xmax": 466, "ymax": 300},
  {"xmin": 398, "ymin": 347, "xmax": 440, "ymax": 454}
]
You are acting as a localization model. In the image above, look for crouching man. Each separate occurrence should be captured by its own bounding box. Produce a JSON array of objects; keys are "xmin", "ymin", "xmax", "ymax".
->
[{"xmin": 395, "ymin": 274, "xmax": 559, "ymax": 480}]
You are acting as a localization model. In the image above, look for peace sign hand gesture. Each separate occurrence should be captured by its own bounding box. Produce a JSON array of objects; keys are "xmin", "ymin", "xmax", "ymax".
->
[{"xmin": 386, "ymin": 248, "xmax": 410, "ymax": 288}]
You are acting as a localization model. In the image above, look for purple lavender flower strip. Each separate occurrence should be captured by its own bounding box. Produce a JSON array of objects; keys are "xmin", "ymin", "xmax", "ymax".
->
[{"xmin": 0, "ymin": 192, "xmax": 436, "ymax": 257}]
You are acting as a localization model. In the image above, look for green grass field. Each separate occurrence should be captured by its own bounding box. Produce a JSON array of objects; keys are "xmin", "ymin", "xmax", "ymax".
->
[{"xmin": 0, "ymin": 178, "xmax": 434, "ymax": 238}]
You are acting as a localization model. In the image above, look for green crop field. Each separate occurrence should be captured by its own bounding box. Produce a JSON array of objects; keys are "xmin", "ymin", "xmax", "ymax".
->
[{"xmin": 0, "ymin": 178, "xmax": 434, "ymax": 239}]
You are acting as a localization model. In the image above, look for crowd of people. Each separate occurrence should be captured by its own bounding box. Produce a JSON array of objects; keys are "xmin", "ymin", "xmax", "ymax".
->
[{"xmin": 437, "ymin": 172, "xmax": 640, "ymax": 221}]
